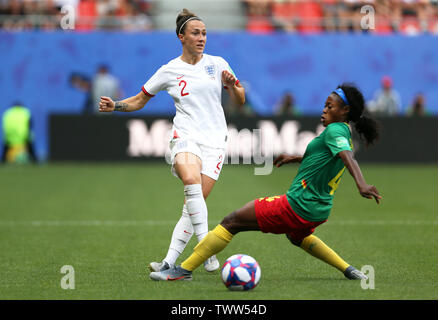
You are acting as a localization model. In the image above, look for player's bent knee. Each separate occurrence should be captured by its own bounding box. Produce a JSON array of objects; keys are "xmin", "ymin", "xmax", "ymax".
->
[
  {"xmin": 181, "ymin": 176, "xmax": 202, "ymax": 186},
  {"xmin": 286, "ymin": 234, "xmax": 303, "ymax": 247},
  {"xmin": 220, "ymin": 212, "xmax": 240, "ymax": 235},
  {"xmin": 220, "ymin": 212, "xmax": 235, "ymax": 228}
]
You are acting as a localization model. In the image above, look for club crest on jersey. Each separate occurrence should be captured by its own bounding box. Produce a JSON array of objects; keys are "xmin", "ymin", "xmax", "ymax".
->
[{"xmin": 204, "ymin": 64, "xmax": 216, "ymax": 78}]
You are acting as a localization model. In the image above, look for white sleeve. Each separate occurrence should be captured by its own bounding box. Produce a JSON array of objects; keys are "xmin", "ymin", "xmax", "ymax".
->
[{"xmin": 142, "ymin": 66, "xmax": 168, "ymax": 97}]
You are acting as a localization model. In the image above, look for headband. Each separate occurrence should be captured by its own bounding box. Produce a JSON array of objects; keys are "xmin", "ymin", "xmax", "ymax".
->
[
  {"xmin": 334, "ymin": 88, "xmax": 349, "ymax": 106},
  {"xmin": 178, "ymin": 17, "xmax": 202, "ymax": 35}
]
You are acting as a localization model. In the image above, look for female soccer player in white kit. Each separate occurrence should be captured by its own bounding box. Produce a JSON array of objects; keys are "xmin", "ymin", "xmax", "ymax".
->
[{"xmin": 99, "ymin": 9, "xmax": 245, "ymax": 272}]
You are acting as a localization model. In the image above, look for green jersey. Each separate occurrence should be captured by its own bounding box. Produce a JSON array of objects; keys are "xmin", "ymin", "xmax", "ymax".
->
[{"xmin": 286, "ymin": 122, "xmax": 353, "ymax": 222}]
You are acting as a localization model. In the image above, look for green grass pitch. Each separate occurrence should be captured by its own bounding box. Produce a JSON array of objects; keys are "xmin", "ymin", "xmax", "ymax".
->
[{"xmin": 0, "ymin": 162, "xmax": 437, "ymax": 300}]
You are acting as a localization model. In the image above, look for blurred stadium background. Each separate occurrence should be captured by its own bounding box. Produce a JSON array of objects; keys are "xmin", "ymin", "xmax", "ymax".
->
[
  {"xmin": 1, "ymin": 0, "xmax": 438, "ymax": 300},
  {"xmin": 1, "ymin": 0, "xmax": 438, "ymax": 162}
]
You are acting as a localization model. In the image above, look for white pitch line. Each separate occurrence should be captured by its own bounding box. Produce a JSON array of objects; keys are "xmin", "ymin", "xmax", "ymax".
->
[
  {"xmin": 0, "ymin": 220, "xmax": 176, "ymax": 227},
  {"xmin": 0, "ymin": 220, "xmax": 436, "ymax": 227}
]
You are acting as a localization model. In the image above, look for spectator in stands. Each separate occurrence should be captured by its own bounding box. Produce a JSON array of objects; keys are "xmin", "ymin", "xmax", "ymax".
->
[
  {"xmin": 406, "ymin": 93, "xmax": 430, "ymax": 117},
  {"xmin": 231, "ymin": 102, "xmax": 255, "ymax": 116},
  {"xmin": 3, "ymin": 0, "xmax": 60, "ymax": 30},
  {"xmin": 1, "ymin": 101, "xmax": 37, "ymax": 163},
  {"xmin": 242, "ymin": 0, "xmax": 274, "ymax": 33},
  {"xmin": 97, "ymin": 0, "xmax": 118, "ymax": 16},
  {"xmin": 367, "ymin": 75, "xmax": 401, "ymax": 116},
  {"xmin": 54, "ymin": 0, "xmax": 79, "ymax": 9},
  {"xmin": 121, "ymin": 0, "xmax": 152, "ymax": 31},
  {"xmin": 272, "ymin": 0, "xmax": 325, "ymax": 33},
  {"xmin": 430, "ymin": 1, "xmax": 438, "ymax": 34},
  {"xmin": 321, "ymin": 0, "xmax": 350, "ymax": 32},
  {"xmin": 243, "ymin": 0, "xmax": 272, "ymax": 17},
  {"xmin": 0, "ymin": 0, "xmax": 155, "ymax": 30},
  {"xmin": 1, "ymin": 0, "xmax": 26, "ymax": 30},
  {"xmin": 70, "ymin": 64, "xmax": 121, "ymax": 114},
  {"xmin": 91, "ymin": 64, "xmax": 121, "ymax": 113},
  {"xmin": 371, "ymin": 0, "xmax": 398, "ymax": 34},
  {"xmin": 0, "ymin": 0, "xmax": 436, "ymax": 33},
  {"xmin": 274, "ymin": 91, "xmax": 300, "ymax": 117},
  {"xmin": 343, "ymin": 0, "xmax": 375, "ymax": 33},
  {"xmin": 96, "ymin": 0, "xmax": 122, "ymax": 29},
  {"xmin": 223, "ymin": 92, "xmax": 255, "ymax": 117},
  {"xmin": 69, "ymin": 72, "xmax": 93, "ymax": 114}
]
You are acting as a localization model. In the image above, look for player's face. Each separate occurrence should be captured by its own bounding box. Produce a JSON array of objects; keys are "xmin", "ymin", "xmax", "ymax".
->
[
  {"xmin": 321, "ymin": 93, "xmax": 350, "ymax": 127},
  {"xmin": 180, "ymin": 20, "xmax": 207, "ymax": 55}
]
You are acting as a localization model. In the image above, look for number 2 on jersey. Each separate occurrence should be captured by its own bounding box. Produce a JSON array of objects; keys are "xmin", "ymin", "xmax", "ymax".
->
[{"xmin": 179, "ymin": 80, "xmax": 189, "ymax": 96}]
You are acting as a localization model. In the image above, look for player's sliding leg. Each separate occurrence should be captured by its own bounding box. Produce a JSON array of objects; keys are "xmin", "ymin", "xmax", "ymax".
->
[
  {"xmin": 149, "ymin": 224, "xmax": 232, "ymax": 281},
  {"xmin": 149, "ymin": 201, "xmax": 260, "ymax": 281},
  {"xmin": 182, "ymin": 200, "xmax": 260, "ymax": 272},
  {"xmin": 181, "ymin": 224, "xmax": 233, "ymax": 272},
  {"xmin": 288, "ymin": 234, "xmax": 367, "ymax": 280},
  {"xmin": 293, "ymin": 234, "xmax": 350, "ymax": 272}
]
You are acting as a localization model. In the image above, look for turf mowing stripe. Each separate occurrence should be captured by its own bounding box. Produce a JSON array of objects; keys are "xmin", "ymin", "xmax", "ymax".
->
[
  {"xmin": 0, "ymin": 220, "xmax": 176, "ymax": 227},
  {"xmin": 0, "ymin": 220, "xmax": 437, "ymax": 227}
]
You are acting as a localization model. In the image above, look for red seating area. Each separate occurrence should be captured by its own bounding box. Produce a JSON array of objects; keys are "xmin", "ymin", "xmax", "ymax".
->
[
  {"xmin": 271, "ymin": 1, "xmax": 323, "ymax": 33},
  {"xmin": 76, "ymin": 0, "xmax": 97, "ymax": 31},
  {"xmin": 244, "ymin": 0, "xmax": 438, "ymax": 34},
  {"xmin": 0, "ymin": 0, "xmax": 153, "ymax": 31},
  {"xmin": 1, "ymin": 0, "xmax": 438, "ymax": 34}
]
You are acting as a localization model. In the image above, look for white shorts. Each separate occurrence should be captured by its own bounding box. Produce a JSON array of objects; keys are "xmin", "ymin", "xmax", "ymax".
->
[{"xmin": 170, "ymin": 138, "xmax": 226, "ymax": 181}]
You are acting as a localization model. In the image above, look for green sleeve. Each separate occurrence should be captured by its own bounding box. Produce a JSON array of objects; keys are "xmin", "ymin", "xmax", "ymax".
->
[{"xmin": 324, "ymin": 123, "xmax": 352, "ymax": 156}]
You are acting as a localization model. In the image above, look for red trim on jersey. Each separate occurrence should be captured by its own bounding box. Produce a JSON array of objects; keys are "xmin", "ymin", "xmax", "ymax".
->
[{"xmin": 142, "ymin": 87, "xmax": 155, "ymax": 97}]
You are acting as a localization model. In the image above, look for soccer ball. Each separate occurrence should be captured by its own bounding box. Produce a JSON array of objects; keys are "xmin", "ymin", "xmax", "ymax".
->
[{"xmin": 221, "ymin": 254, "xmax": 261, "ymax": 291}]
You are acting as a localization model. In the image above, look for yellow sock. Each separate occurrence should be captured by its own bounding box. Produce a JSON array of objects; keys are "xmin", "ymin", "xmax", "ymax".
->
[
  {"xmin": 181, "ymin": 224, "xmax": 233, "ymax": 271},
  {"xmin": 300, "ymin": 235, "xmax": 349, "ymax": 272}
]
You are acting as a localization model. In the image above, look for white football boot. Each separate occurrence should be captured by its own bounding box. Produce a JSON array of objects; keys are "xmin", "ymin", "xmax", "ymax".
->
[
  {"xmin": 203, "ymin": 255, "xmax": 220, "ymax": 272},
  {"xmin": 148, "ymin": 260, "xmax": 170, "ymax": 272}
]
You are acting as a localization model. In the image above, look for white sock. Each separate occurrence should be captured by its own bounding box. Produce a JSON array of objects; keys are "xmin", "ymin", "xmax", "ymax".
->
[
  {"xmin": 184, "ymin": 184, "xmax": 209, "ymax": 242},
  {"xmin": 163, "ymin": 204, "xmax": 193, "ymax": 266}
]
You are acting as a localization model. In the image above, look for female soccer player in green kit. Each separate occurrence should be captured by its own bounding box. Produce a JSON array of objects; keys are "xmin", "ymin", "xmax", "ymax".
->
[{"xmin": 150, "ymin": 83, "xmax": 382, "ymax": 281}]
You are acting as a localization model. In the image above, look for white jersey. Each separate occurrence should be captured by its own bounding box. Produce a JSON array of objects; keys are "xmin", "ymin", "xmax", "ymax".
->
[{"xmin": 142, "ymin": 54, "xmax": 236, "ymax": 149}]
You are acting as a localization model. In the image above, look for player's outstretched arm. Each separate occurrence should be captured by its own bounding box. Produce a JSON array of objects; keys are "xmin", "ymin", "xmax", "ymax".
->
[
  {"xmin": 222, "ymin": 70, "xmax": 245, "ymax": 106},
  {"xmin": 273, "ymin": 154, "xmax": 303, "ymax": 167},
  {"xmin": 99, "ymin": 91, "xmax": 151, "ymax": 113},
  {"xmin": 338, "ymin": 150, "xmax": 382, "ymax": 204}
]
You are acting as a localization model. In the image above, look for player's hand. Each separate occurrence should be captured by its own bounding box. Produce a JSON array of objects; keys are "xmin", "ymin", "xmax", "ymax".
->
[
  {"xmin": 99, "ymin": 96, "xmax": 115, "ymax": 112},
  {"xmin": 274, "ymin": 154, "xmax": 302, "ymax": 167},
  {"xmin": 359, "ymin": 184, "xmax": 382, "ymax": 204},
  {"xmin": 222, "ymin": 70, "xmax": 237, "ymax": 87}
]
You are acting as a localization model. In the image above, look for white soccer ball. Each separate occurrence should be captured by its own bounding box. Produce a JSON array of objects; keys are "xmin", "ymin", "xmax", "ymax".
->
[{"xmin": 221, "ymin": 254, "xmax": 261, "ymax": 291}]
